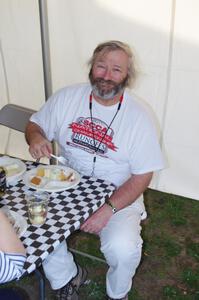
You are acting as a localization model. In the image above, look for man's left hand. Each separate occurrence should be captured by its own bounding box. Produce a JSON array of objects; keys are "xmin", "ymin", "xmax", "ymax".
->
[{"xmin": 80, "ymin": 204, "xmax": 112, "ymax": 234}]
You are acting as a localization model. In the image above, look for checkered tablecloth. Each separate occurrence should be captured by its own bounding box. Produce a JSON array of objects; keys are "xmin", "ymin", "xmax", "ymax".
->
[{"xmin": 0, "ymin": 160, "xmax": 115, "ymax": 275}]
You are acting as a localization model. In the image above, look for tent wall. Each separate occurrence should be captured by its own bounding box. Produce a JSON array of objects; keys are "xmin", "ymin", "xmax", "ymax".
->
[
  {"xmin": 0, "ymin": 0, "xmax": 44, "ymax": 160},
  {"xmin": 0, "ymin": 0, "xmax": 199, "ymax": 200}
]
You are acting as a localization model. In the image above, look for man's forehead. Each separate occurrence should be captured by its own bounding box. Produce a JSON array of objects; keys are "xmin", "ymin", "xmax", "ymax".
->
[
  {"xmin": 95, "ymin": 49, "xmax": 110, "ymax": 60},
  {"xmin": 95, "ymin": 49, "xmax": 127, "ymax": 62},
  {"xmin": 94, "ymin": 50, "xmax": 129, "ymax": 70}
]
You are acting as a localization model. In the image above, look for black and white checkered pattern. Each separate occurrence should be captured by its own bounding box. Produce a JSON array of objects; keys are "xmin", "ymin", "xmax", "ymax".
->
[{"xmin": 1, "ymin": 161, "xmax": 115, "ymax": 275}]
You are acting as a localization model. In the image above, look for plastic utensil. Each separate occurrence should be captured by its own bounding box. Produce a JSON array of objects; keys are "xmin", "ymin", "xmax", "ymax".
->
[{"xmin": 50, "ymin": 154, "xmax": 68, "ymax": 165}]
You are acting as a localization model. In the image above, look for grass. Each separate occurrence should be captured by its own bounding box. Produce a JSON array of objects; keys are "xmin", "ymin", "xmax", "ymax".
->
[{"xmin": 1, "ymin": 188, "xmax": 199, "ymax": 299}]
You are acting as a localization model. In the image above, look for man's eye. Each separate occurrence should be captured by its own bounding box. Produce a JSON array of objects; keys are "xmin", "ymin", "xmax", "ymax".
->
[
  {"xmin": 113, "ymin": 68, "xmax": 121, "ymax": 73},
  {"xmin": 97, "ymin": 65, "xmax": 105, "ymax": 69}
]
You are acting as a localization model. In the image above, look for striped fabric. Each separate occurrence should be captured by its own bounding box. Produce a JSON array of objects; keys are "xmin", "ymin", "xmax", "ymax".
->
[{"xmin": 0, "ymin": 251, "xmax": 26, "ymax": 284}]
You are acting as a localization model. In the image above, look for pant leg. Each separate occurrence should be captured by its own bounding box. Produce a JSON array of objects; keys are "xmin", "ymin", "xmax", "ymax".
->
[
  {"xmin": 100, "ymin": 205, "xmax": 143, "ymax": 299},
  {"xmin": 42, "ymin": 241, "xmax": 77, "ymax": 290}
]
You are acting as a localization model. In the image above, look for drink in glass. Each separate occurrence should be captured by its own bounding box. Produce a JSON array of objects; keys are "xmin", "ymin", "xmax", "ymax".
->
[{"xmin": 26, "ymin": 192, "xmax": 49, "ymax": 225}]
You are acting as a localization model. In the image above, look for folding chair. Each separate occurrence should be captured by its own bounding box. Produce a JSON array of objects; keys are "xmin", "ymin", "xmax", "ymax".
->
[
  {"xmin": 0, "ymin": 103, "xmax": 45, "ymax": 300},
  {"xmin": 0, "ymin": 104, "xmax": 36, "ymax": 132}
]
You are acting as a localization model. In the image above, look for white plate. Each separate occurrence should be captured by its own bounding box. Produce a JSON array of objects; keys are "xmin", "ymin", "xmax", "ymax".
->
[
  {"xmin": 9, "ymin": 211, "xmax": 28, "ymax": 237},
  {"xmin": 23, "ymin": 165, "xmax": 81, "ymax": 192},
  {"xmin": 0, "ymin": 156, "xmax": 27, "ymax": 184},
  {"xmin": 2, "ymin": 209, "xmax": 28, "ymax": 237}
]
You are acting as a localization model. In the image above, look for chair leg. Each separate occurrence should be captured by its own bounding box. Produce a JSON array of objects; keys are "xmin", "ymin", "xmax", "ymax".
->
[
  {"xmin": 69, "ymin": 247, "xmax": 106, "ymax": 263},
  {"xmin": 34, "ymin": 269, "xmax": 45, "ymax": 300}
]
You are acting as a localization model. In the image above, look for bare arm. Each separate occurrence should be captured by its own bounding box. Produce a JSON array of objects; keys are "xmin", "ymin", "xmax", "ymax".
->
[
  {"xmin": 0, "ymin": 210, "xmax": 26, "ymax": 255},
  {"xmin": 106, "ymin": 171, "xmax": 153, "ymax": 211},
  {"xmin": 81, "ymin": 172, "xmax": 153, "ymax": 234},
  {"xmin": 25, "ymin": 121, "xmax": 52, "ymax": 159}
]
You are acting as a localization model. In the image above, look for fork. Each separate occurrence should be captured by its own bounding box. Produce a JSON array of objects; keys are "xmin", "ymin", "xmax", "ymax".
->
[{"xmin": 50, "ymin": 154, "xmax": 68, "ymax": 165}]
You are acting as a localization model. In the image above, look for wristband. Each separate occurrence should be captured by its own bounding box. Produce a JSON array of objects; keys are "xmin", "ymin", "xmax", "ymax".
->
[{"xmin": 105, "ymin": 199, "xmax": 117, "ymax": 214}]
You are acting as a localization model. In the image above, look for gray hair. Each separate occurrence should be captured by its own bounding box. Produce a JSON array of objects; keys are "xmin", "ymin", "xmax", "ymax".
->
[{"xmin": 88, "ymin": 40, "xmax": 138, "ymax": 88}]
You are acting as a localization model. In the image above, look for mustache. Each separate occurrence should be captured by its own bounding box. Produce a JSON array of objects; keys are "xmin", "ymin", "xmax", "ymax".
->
[{"xmin": 93, "ymin": 78, "xmax": 117, "ymax": 86}]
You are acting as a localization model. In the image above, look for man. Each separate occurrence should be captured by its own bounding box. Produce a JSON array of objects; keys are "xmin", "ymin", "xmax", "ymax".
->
[{"xmin": 25, "ymin": 40, "xmax": 164, "ymax": 300}]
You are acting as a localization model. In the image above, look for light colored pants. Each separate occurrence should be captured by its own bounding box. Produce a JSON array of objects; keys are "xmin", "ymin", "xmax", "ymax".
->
[{"xmin": 42, "ymin": 198, "xmax": 145, "ymax": 298}]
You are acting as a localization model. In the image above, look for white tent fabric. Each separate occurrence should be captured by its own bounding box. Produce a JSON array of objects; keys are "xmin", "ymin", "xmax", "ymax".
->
[{"xmin": 0, "ymin": 0, "xmax": 199, "ymax": 200}]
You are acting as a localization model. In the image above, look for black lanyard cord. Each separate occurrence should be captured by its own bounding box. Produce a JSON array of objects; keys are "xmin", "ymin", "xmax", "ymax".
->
[{"xmin": 89, "ymin": 93, "xmax": 123, "ymax": 175}]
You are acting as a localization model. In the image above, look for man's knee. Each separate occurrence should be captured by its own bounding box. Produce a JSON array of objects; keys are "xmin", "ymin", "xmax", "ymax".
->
[{"xmin": 101, "ymin": 233, "xmax": 143, "ymax": 262}]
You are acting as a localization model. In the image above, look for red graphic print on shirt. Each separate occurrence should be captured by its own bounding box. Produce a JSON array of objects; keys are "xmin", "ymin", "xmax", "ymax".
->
[{"xmin": 68, "ymin": 117, "xmax": 117, "ymax": 155}]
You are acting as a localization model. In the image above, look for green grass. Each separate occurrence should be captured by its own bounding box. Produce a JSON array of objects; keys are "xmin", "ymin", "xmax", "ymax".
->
[{"xmin": 2, "ymin": 188, "xmax": 199, "ymax": 300}]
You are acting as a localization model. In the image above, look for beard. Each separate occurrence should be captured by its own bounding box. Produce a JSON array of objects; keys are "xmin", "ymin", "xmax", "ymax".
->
[{"xmin": 89, "ymin": 74, "xmax": 128, "ymax": 100}]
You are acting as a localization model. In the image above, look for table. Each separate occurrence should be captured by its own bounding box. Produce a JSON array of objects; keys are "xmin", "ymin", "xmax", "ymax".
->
[{"xmin": 0, "ymin": 160, "xmax": 115, "ymax": 275}]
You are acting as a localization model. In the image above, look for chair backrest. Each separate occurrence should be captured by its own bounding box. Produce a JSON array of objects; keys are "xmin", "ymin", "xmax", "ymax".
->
[{"xmin": 0, "ymin": 104, "xmax": 36, "ymax": 133}]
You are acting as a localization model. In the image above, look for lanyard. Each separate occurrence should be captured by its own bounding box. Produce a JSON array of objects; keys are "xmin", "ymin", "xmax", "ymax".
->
[{"xmin": 89, "ymin": 93, "xmax": 123, "ymax": 176}]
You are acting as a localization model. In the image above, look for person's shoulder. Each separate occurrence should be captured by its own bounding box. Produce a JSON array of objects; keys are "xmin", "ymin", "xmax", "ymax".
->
[
  {"xmin": 124, "ymin": 90, "xmax": 159, "ymax": 127},
  {"xmin": 46, "ymin": 83, "xmax": 91, "ymax": 107},
  {"xmin": 53, "ymin": 83, "xmax": 91, "ymax": 98},
  {"xmin": 124, "ymin": 90, "xmax": 150, "ymax": 115}
]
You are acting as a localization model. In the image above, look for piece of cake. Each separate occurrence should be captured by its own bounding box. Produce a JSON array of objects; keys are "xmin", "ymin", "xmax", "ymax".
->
[
  {"xmin": 36, "ymin": 168, "xmax": 45, "ymax": 177},
  {"xmin": 44, "ymin": 168, "xmax": 51, "ymax": 178},
  {"xmin": 49, "ymin": 168, "xmax": 60, "ymax": 180},
  {"xmin": 3, "ymin": 163, "xmax": 19, "ymax": 176},
  {"xmin": 30, "ymin": 176, "xmax": 41, "ymax": 185},
  {"xmin": 60, "ymin": 171, "xmax": 75, "ymax": 181}
]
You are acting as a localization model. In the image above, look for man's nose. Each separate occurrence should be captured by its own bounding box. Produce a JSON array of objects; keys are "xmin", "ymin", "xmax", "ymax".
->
[{"xmin": 103, "ymin": 68, "xmax": 112, "ymax": 80}]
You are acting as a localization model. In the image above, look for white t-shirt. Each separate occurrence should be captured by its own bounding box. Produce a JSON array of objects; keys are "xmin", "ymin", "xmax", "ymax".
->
[{"xmin": 30, "ymin": 83, "xmax": 164, "ymax": 188}]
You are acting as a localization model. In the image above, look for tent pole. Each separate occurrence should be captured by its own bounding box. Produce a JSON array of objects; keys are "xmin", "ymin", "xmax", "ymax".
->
[
  {"xmin": 38, "ymin": 0, "xmax": 52, "ymax": 101},
  {"xmin": 38, "ymin": 0, "xmax": 57, "ymax": 158}
]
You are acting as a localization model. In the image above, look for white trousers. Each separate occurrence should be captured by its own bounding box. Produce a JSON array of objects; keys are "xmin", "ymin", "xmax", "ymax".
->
[{"xmin": 42, "ymin": 198, "xmax": 145, "ymax": 298}]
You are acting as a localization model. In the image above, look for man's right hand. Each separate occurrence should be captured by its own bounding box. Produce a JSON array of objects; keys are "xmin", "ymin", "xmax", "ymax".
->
[
  {"xmin": 29, "ymin": 135, "xmax": 52, "ymax": 159},
  {"xmin": 25, "ymin": 121, "xmax": 52, "ymax": 159}
]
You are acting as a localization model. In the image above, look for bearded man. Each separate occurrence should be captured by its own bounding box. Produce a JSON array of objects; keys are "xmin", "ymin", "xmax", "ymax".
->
[{"xmin": 25, "ymin": 40, "xmax": 164, "ymax": 300}]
